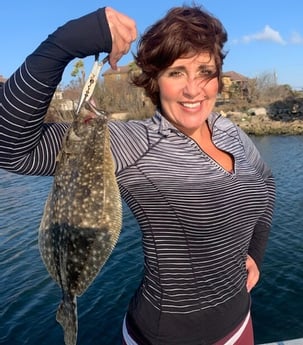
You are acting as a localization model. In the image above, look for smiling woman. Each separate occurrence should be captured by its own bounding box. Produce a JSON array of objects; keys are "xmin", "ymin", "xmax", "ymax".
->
[
  {"xmin": 156, "ymin": 52, "xmax": 235, "ymax": 172},
  {"xmin": 156, "ymin": 54, "xmax": 219, "ymax": 138},
  {"xmin": 0, "ymin": 4, "xmax": 275, "ymax": 345}
]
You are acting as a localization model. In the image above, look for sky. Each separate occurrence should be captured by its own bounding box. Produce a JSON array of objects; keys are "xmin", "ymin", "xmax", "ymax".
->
[{"xmin": 1, "ymin": 0, "xmax": 303, "ymax": 89}]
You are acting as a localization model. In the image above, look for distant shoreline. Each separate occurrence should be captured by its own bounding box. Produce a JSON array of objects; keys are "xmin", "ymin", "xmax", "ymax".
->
[{"xmin": 224, "ymin": 113, "xmax": 303, "ymax": 136}]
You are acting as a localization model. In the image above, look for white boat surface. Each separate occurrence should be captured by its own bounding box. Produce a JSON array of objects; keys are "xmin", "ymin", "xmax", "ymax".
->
[{"xmin": 259, "ymin": 338, "xmax": 303, "ymax": 345}]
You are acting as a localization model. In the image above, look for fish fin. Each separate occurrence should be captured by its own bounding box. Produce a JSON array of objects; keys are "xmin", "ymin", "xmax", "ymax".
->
[{"xmin": 56, "ymin": 294, "xmax": 78, "ymax": 345}]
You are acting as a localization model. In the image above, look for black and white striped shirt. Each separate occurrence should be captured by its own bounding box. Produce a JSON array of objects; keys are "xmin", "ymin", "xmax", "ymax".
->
[{"xmin": 109, "ymin": 111, "xmax": 275, "ymax": 344}]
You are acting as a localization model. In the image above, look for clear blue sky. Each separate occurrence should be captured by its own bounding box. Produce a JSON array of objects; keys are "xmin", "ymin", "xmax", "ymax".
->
[{"xmin": 1, "ymin": 0, "xmax": 303, "ymax": 89}]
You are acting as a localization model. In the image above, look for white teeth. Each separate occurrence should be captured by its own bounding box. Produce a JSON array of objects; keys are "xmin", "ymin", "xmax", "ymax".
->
[{"xmin": 181, "ymin": 102, "xmax": 201, "ymax": 108}]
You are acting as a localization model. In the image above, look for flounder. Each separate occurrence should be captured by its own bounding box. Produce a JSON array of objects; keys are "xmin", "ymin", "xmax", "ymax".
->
[{"xmin": 38, "ymin": 102, "xmax": 122, "ymax": 345}]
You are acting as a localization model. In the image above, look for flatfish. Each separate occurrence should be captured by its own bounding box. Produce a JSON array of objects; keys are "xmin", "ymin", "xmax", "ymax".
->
[{"xmin": 38, "ymin": 102, "xmax": 122, "ymax": 345}]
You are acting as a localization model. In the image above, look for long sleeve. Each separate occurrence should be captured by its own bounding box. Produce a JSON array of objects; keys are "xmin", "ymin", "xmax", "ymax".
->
[
  {"xmin": 0, "ymin": 8, "xmax": 112, "ymax": 175},
  {"xmin": 238, "ymin": 129, "xmax": 276, "ymax": 269}
]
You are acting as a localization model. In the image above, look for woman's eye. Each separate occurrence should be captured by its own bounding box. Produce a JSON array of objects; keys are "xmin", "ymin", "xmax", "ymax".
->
[
  {"xmin": 168, "ymin": 70, "xmax": 182, "ymax": 78},
  {"xmin": 200, "ymin": 68, "xmax": 215, "ymax": 76}
]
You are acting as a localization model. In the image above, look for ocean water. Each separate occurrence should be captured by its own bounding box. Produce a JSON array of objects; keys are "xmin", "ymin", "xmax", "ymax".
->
[{"xmin": 0, "ymin": 135, "xmax": 303, "ymax": 345}]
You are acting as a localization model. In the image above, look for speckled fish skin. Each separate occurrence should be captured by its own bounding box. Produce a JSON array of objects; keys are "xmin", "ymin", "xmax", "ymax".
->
[{"xmin": 38, "ymin": 105, "xmax": 122, "ymax": 345}]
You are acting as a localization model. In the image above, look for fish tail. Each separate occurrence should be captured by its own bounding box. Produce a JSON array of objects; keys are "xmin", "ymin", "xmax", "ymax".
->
[{"xmin": 56, "ymin": 294, "xmax": 78, "ymax": 345}]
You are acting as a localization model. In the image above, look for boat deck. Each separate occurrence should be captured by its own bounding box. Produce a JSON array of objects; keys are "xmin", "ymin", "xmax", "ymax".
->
[{"xmin": 259, "ymin": 339, "xmax": 303, "ymax": 345}]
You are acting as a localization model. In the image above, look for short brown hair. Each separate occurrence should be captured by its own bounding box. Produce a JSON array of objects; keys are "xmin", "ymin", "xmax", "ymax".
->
[{"xmin": 132, "ymin": 5, "xmax": 228, "ymax": 105}]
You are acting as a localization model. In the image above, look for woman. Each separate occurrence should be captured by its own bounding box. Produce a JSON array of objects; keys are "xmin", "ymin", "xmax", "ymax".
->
[{"xmin": 0, "ymin": 5, "xmax": 275, "ymax": 345}]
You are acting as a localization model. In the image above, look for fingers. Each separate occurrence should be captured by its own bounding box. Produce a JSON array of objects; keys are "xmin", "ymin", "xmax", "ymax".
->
[
  {"xmin": 246, "ymin": 273, "xmax": 258, "ymax": 293},
  {"xmin": 105, "ymin": 7, "xmax": 137, "ymax": 70},
  {"xmin": 246, "ymin": 255, "xmax": 260, "ymax": 293}
]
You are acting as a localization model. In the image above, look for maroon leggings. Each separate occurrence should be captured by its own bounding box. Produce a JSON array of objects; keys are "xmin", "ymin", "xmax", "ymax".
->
[
  {"xmin": 234, "ymin": 316, "xmax": 254, "ymax": 345},
  {"xmin": 213, "ymin": 313, "xmax": 254, "ymax": 345},
  {"xmin": 122, "ymin": 313, "xmax": 254, "ymax": 345}
]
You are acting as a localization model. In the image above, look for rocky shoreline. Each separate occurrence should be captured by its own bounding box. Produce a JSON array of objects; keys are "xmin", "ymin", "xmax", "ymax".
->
[{"xmin": 220, "ymin": 110, "xmax": 303, "ymax": 136}]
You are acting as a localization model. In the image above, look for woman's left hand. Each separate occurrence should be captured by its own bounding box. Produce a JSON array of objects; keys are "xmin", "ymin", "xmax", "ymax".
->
[
  {"xmin": 246, "ymin": 255, "xmax": 260, "ymax": 293},
  {"xmin": 105, "ymin": 7, "xmax": 137, "ymax": 70}
]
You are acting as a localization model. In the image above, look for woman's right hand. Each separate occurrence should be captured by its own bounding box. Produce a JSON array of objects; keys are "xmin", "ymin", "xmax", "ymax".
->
[{"xmin": 105, "ymin": 7, "xmax": 137, "ymax": 70}]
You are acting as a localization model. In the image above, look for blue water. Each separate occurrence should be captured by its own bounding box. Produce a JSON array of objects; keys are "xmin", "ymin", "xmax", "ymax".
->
[{"xmin": 0, "ymin": 135, "xmax": 303, "ymax": 345}]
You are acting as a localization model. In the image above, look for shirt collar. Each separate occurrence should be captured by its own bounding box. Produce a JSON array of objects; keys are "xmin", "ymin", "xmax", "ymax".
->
[{"xmin": 147, "ymin": 109, "xmax": 223, "ymax": 137}]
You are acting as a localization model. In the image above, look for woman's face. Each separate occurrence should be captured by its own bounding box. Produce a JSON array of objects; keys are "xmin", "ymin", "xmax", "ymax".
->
[{"xmin": 157, "ymin": 53, "xmax": 219, "ymax": 136}]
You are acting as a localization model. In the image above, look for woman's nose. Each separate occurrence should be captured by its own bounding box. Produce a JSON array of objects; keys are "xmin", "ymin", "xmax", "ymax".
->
[{"xmin": 183, "ymin": 78, "xmax": 205, "ymax": 98}]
